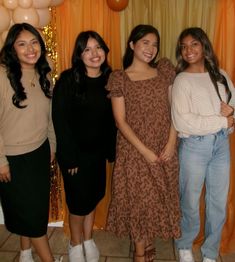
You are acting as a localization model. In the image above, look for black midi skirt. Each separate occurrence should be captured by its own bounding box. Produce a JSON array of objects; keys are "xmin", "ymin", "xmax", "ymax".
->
[
  {"xmin": 62, "ymin": 152, "xmax": 106, "ymax": 216},
  {"xmin": 0, "ymin": 140, "xmax": 50, "ymax": 237}
]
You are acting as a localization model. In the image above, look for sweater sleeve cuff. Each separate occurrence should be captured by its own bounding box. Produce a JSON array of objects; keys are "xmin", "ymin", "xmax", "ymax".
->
[
  {"xmin": 0, "ymin": 156, "xmax": 9, "ymax": 168},
  {"xmin": 222, "ymin": 116, "xmax": 228, "ymax": 128}
]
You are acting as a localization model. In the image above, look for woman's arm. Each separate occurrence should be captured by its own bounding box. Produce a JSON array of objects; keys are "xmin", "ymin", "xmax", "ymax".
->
[
  {"xmin": 159, "ymin": 122, "xmax": 177, "ymax": 162},
  {"xmin": 111, "ymin": 96, "xmax": 159, "ymax": 163}
]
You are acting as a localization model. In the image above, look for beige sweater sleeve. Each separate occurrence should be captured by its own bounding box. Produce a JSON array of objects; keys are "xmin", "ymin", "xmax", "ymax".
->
[
  {"xmin": 171, "ymin": 73, "xmax": 227, "ymax": 136},
  {"xmin": 48, "ymin": 102, "xmax": 56, "ymax": 154}
]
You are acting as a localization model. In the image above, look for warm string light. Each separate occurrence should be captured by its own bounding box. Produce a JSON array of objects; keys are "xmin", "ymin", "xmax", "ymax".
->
[
  {"xmin": 42, "ymin": 8, "xmax": 63, "ymax": 221},
  {"xmin": 42, "ymin": 7, "xmax": 58, "ymax": 86}
]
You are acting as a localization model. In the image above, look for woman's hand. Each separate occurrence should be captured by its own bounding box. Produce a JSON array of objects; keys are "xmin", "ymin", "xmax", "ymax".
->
[
  {"xmin": 0, "ymin": 164, "xmax": 11, "ymax": 182},
  {"xmin": 160, "ymin": 142, "xmax": 175, "ymax": 162},
  {"xmin": 68, "ymin": 167, "xmax": 78, "ymax": 175},
  {"xmin": 143, "ymin": 148, "xmax": 159, "ymax": 164},
  {"xmin": 221, "ymin": 101, "xmax": 234, "ymax": 117}
]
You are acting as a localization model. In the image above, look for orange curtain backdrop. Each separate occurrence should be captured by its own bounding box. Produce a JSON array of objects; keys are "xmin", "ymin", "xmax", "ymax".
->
[
  {"xmin": 52, "ymin": 0, "xmax": 121, "ymax": 232},
  {"xmin": 213, "ymin": 0, "xmax": 235, "ymax": 254},
  {"xmin": 54, "ymin": 0, "xmax": 121, "ymax": 72}
]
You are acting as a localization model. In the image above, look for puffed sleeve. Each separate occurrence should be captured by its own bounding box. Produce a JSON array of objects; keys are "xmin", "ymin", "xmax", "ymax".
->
[
  {"xmin": 157, "ymin": 57, "xmax": 176, "ymax": 85},
  {"xmin": 106, "ymin": 70, "xmax": 125, "ymax": 98}
]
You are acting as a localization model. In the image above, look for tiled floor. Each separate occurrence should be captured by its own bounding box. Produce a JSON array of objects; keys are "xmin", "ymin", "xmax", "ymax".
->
[{"xmin": 0, "ymin": 224, "xmax": 235, "ymax": 262}]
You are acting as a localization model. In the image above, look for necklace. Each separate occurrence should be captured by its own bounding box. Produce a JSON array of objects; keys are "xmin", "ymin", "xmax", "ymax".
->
[{"xmin": 30, "ymin": 72, "xmax": 37, "ymax": 87}]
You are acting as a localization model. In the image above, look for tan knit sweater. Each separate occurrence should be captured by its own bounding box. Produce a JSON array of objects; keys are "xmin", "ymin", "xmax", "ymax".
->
[
  {"xmin": 0, "ymin": 66, "xmax": 56, "ymax": 167},
  {"xmin": 171, "ymin": 70, "xmax": 235, "ymax": 137}
]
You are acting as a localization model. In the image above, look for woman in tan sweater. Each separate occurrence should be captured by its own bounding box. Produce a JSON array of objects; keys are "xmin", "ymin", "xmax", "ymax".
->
[{"xmin": 0, "ymin": 23, "xmax": 59, "ymax": 262}]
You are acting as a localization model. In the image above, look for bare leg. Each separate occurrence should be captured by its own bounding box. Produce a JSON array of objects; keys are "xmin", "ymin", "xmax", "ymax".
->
[
  {"xmin": 69, "ymin": 213, "xmax": 85, "ymax": 245},
  {"xmin": 20, "ymin": 236, "xmax": 31, "ymax": 250},
  {"xmin": 134, "ymin": 241, "xmax": 145, "ymax": 262},
  {"xmin": 19, "ymin": 236, "xmax": 34, "ymax": 262},
  {"xmin": 83, "ymin": 209, "xmax": 95, "ymax": 240},
  {"xmin": 30, "ymin": 235, "xmax": 54, "ymax": 262}
]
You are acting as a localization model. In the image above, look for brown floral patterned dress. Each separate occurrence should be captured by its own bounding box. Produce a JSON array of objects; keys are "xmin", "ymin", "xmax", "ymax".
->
[{"xmin": 106, "ymin": 58, "xmax": 181, "ymax": 242}]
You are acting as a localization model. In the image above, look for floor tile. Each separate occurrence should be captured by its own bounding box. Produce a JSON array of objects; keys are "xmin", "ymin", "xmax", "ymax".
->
[
  {"xmin": 0, "ymin": 251, "xmax": 18, "ymax": 262},
  {"xmin": 93, "ymin": 230, "xmax": 131, "ymax": 257},
  {"xmin": 0, "ymin": 226, "xmax": 11, "ymax": 247},
  {"xmin": 106, "ymin": 258, "xmax": 132, "ymax": 262},
  {"xmin": 0, "ymin": 225, "xmax": 235, "ymax": 262},
  {"xmin": 155, "ymin": 238, "xmax": 175, "ymax": 260},
  {"xmin": 49, "ymin": 227, "xmax": 69, "ymax": 254}
]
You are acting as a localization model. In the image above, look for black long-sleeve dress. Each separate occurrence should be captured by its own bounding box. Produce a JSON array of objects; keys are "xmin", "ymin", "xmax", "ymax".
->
[{"xmin": 52, "ymin": 69, "xmax": 116, "ymax": 216}]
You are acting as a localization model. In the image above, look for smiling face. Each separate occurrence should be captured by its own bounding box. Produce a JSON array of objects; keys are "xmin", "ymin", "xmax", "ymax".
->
[
  {"xmin": 180, "ymin": 34, "xmax": 205, "ymax": 68},
  {"xmin": 81, "ymin": 37, "xmax": 105, "ymax": 75},
  {"xmin": 130, "ymin": 33, "xmax": 158, "ymax": 64},
  {"xmin": 13, "ymin": 30, "xmax": 41, "ymax": 69}
]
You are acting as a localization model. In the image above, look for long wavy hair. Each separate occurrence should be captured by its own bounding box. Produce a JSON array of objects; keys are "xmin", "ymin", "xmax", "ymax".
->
[
  {"xmin": 175, "ymin": 27, "xmax": 231, "ymax": 103},
  {"xmin": 71, "ymin": 30, "xmax": 111, "ymax": 97},
  {"xmin": 0, "ymin": 23, "xmax": 51, "ymax": 108},
  {"xmin": 123, "ymin": 24, "xmax": 160, "ymax": 69}
]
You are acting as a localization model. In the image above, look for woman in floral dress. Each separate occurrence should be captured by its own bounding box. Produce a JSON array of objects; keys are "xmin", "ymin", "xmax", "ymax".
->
[{"xmin": 106, "ymin": 24, "xmax": 181, "ymax": 262}]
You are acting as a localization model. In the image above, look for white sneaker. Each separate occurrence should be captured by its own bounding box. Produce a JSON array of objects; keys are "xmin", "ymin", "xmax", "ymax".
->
[
  {"xmin": 84, "ymin": 239, "xmax": 100, "ymax": 262},
  {"xmin": 68, "ymin": 243, "xmax": 85, "ymax": 262},
  {"xmin": 19, "ymin": 248, "xmax": 34, "ymax": 262},
  {"xmin": 179, "ymin": 249, "xmax": 195, "ymax": 262},
  {"xmin": 203, "ymin": 257, "xmax": 216, "ymax": 262}
]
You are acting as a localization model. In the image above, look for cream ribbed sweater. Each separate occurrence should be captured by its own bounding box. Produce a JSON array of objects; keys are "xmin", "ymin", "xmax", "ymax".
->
[
  {"xmin": 171, "ymin": 70, "xmax": 235, "ymax": 137},
  {"xmin": 0, "ymin": 66, "xmax": 56, "ymax": 167}
]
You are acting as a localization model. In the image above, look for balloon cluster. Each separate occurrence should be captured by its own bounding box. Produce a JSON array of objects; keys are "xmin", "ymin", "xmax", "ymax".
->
[{"xmin": 0, "ymin": 0, "xmax": 64, "ymax": 47}]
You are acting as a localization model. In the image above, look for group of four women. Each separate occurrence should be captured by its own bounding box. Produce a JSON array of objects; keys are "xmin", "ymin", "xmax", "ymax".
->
[{"xmin": 0, "ymin": 21, "xmax": 234, "ymax": 262}]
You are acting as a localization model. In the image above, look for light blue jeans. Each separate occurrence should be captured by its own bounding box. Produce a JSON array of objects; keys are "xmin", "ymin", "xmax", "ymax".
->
[{"xmin": 175, "ymin": 129, "xmax": 230, "ymax": 260}]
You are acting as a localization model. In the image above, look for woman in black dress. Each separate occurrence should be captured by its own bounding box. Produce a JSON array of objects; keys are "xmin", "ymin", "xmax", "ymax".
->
[{"xmin": 52, "ymin": 31, "xmax": 116, "ymax": 262}]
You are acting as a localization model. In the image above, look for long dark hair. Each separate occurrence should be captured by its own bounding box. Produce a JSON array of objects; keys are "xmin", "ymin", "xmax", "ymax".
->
[
  {"xmin": 0, "ymin": 23, "xmax": 51, "ymax": 108},
  {"xmin": 71, "ymin": 30, "xmax": 111, "ymax": 96},
  {"xmin": 123, "ymin": 24, "xmax": 160, "ymax": 69},
  {"xmin": 175, "ymin": 27, "xmax": 231, "ymax": 103}
]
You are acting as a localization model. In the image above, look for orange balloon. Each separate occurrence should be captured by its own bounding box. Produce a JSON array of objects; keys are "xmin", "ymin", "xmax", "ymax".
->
[
  {"xmin": 0, "ymin": 5, "xmax": 11, "ymax": 33},
  {"xmin": 13, "ymin": 7, "xmax": 39, "ymax": 27},
  {"xmin": 107, "ymin": 0, "xmax": 128, "ymax": 11},
  {"xmin": 36, "ymin": 8, "xmax": 51, "ymax": 28}
]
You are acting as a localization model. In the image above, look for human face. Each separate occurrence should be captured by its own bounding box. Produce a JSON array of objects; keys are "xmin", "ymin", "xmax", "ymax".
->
[
  {"xmin": 130, "ymin": 33, "xmax": 158, "ymax": 64},
  {"xmin": 13, "ymin": 30, "xmax": 41, "ymax": 69},
  {"xmin": 180, "ymin": 35, "xmax": 204, "ymax": 67},
  {"xmin": 81, "ymin": 37, "xmax": 105, "ymax": 74}
]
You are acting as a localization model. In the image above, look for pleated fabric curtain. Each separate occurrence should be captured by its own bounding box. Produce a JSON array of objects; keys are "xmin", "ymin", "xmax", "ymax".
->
[{"xmin": 213, "ymin": 0, "xmax": 235, "ymax": 254}]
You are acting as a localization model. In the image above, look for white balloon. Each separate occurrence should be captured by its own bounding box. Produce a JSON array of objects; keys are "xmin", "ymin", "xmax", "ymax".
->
[
  {"xmin": 33, "ymin": 0, "xmax": 51, "ymax": 9},
  {"xmin": 18, "ymin": 0, "xmax": 33, "ymax": 8},
  {"xmin": 13, "ymin": 7, "xmax": 39, "ymax": 27},
  {"xmin": 0, "ymin": 5, "xmax": 11, "ymax": 33},
  {"xmin": 3, "ymin": 0, "xmax": 18, "ymax": 10},
  {"xmin": 50, "ymin": 0, "xmax": 64, "ymax": 7},
  {"xmin": 36, "ymin": 8, "xmax": 51, "ymax": 28}
]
